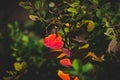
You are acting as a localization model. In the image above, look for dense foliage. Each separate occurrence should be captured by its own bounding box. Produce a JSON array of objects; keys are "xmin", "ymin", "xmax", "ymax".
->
[{"xmin": 0, "ymin": 0, "xmax": 120, "ymax": 80}]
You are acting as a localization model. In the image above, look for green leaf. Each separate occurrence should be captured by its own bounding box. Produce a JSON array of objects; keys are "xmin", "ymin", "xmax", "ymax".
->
[
  {"xmin": 19, "ymin": 1, "xmax": 31, "ymax": 9},
  {"xmin": 68, "ymin": 70, "xmax": 79, "ymax": 75},
  {"xmin": 16, "ymin": 57, "xmax": 22, "ymax": 61},
  {"xmin": 67, "ymin": 8, "xmax": 77, "ymax": 13},
  {"xmin": 72, "ymin": 59, "xmax": 82, "ymax": 71},
  {"xmin": 82, "ymin": 63, "xmax": 93, "ymax": 74},
  {"xmin": 96, "ymin": 9, "xmax": 102, "ymax": 19},
  {"xmin": 35, "ymin": 1, "xmax": 41, "ymax": 9},
  {"xmin": 22, "ymin": 35, "xmax": 29, "ymax": 42},
  {"xmin": 21, "ymin": 61, "xmax": 27, "ymax": 69},
  {"xmin": 49, "ymin": 2, "xmax": 55, "ymax": 8},
  {"xmin": 104, "ymin": 28, "xmax": 115, "ymax": 39},
  {"xmin": 67, "ymin": 7, "xmax": 78, "ymax": 17},
  {"xmin": 64, "ymin": 28, "xmax": 69, "ymax": 33},
  {"xmin": 70, "ymin": 0, "xmax": 80, "ymax": 7},
  {"xmin": 88, "ymin": 0, "xmax": 98, "ymax": 5},
  {"xmin": 102, "ymin": 2, "xmax": 111, "ymax": 11}
]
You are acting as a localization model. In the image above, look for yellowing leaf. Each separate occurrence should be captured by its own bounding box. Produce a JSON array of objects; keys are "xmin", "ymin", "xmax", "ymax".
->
[
  {"xmin": 85, "ymin": 52, "xmax": 104, "ymax": 62},
  {"xmin": 81, "ymin": 43, "xmax": 89, "ymax": 49},
  {"xmin": 65, "ymin": 23, "xmax": 70, "ymax": 27},
  {"xmin": 87, "ymin": 20, "xmax": 95, "ymax": 32},
  {"xmin": 29, "ymin": 15, "xmax": 39, "ymax": 21},
  {"xmin": 14, "ymin": 62, "xmax": 22, "ymax": 71},
  {"xmin": 78, "ymin": 43, "xmax": 89, "ymax": 49},
  {"xmin": 82, "ymin": 20, "xmax": 95, "ymax": 32}
]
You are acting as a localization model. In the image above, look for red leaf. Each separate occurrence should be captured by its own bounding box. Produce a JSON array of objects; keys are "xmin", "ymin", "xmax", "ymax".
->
[
  {"xmin": 44, "ymin": 33, "xmax": 64, "ymax": 49},
  {"xmin": 60, "ymin": 58, "xmax": 72, "ymax": 67}
]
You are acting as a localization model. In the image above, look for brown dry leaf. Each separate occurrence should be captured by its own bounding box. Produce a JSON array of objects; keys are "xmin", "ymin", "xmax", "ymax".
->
[
  {"xmin": 108, "ymin": 39, "xmax": 118, "ymax": 53},
  {"xmin": 72, "ymin": 34, "xmax": 87, "ymax": 43},
  {"xmin": 85, "ymin": 52, "xmax": 104, "ymax": 62}
]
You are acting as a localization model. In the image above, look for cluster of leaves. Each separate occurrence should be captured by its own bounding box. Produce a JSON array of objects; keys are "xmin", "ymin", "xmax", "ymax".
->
[{"xmin": 4, "ymin": 0, "xmax": 120, "ymax": 80}]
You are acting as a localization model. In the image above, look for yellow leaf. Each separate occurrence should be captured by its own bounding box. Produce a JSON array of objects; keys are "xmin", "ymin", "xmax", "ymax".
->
[
  {"xmin": 87, "ymin": 20, "xmax": 95, "ymax": 32},
  {"xmin": 78, "ymin": 43, "xmax": 89, "ymax": 49},
  {"xmin": 65, "ymin": 23, "xmax": 70, "ymax": 27},
  {"xmin": 14, "ymin": 62, "xmax": 22, "ymax": 71},
  {"xmin": 82, "ymin": 20, "xmax": 95, "ymax": 32}
]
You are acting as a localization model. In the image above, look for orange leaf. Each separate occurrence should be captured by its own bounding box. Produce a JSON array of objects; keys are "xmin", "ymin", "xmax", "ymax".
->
[
  {"xmin": 58, "ymin": 70, "xmax": 70, "ymax": 80},
  {"xmin": 60, "ymin": 58, "xmax": 72, "ymax": 67},
  {"xmin": 57, "ymin": 53, "xmax": 66, "ymax": 59},
  {"xmin": 74, "ymin": 77, "xmax": 79, "ymax": 80}
]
